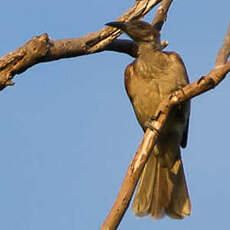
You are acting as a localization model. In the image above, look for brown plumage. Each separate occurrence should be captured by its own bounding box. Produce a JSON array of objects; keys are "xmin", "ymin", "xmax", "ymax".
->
[{"xmin": 106, "ymin": 21, "xmax": 191, "ymax": 219}]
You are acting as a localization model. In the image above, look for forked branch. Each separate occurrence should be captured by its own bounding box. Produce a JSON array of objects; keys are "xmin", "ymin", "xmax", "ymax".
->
[{"xmin": 0, "ymin": 0, "xmax": 163, "ymax": 91}]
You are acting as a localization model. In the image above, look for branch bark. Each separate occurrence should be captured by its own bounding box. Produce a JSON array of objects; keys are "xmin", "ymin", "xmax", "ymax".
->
[
  {"xmin": 216, "ymin": 23, "xmax": 230, "ymax": 66},
  {"xmin": 0, "ymin": 0, "xmax": 163, "ymax": 91},
  {"xmin": 152, "ymin": 0, "xmax": 173, "ymax": 30}
]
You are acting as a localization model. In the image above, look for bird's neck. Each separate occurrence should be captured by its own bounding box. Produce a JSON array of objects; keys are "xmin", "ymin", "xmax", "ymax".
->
[
  {"xmin": 135, "ymin": 42, "xmax": 168, "ymax": 78},
  {"xmin": 137, "ymin": 42, "xmax": 161, "ymax": 56}
]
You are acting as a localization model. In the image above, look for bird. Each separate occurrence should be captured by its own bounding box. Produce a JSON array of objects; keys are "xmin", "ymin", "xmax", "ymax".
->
[{"xmin": 106, "ymin": 20, "xmax": 191, "ymax": 219}]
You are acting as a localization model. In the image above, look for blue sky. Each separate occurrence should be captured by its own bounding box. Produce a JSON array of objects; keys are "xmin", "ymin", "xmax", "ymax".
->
[{"xmin": 0, "ymin": 1, "xmax": 230, "ymax": 230}]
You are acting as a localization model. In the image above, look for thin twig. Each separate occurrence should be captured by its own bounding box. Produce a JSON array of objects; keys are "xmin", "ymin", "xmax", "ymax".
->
[{"xmin": 215, "ymin": 22, "xmax": 230, "ymax": 66}]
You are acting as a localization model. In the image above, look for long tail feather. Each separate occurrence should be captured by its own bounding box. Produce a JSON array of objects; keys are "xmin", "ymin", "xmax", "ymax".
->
[{"xmin": 132, "ymin": 147, "xmax": 191, "ymax": 219}]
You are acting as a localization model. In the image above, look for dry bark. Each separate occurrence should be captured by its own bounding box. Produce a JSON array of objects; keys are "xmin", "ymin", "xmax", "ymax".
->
[{"xmin": 0, "ymin": 0, "xmax": 162, "ymax": 90}]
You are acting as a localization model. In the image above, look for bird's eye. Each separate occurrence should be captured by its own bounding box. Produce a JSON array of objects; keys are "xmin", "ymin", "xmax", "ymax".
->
[{"xmin": 137, "ymin": 23, "xmax": 145, "ymax": 30}]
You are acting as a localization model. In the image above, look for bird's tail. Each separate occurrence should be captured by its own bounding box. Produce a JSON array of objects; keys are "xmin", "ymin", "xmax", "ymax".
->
[{"xmin": 132, "ymin": 145, "xmax": 191, "ymax": 219}]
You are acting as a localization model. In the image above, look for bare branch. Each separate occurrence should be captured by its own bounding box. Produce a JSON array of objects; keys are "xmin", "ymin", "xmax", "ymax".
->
[
  {"xmin": 100, "ymin": 20, "xmax": 230, "ymax": 230},
  {"xmin": 0, "ymin": 34, "xmax": 50, "ymax": 90},
  {"xmin": 152, "ymin": 0, "xmax": 173, "ymax": 30},
  {"xmin": 0, "ymin": 0, "xmax": 162, "ymax": 91},
  {"xmin": 215, "ymin": 22, "xmax": 230, "ymax": 66}
]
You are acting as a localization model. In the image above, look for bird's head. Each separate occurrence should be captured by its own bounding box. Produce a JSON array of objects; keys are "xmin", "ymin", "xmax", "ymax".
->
[{"xmin": 106, "ymin": 20, "xmax": 160, "ymax": 45}]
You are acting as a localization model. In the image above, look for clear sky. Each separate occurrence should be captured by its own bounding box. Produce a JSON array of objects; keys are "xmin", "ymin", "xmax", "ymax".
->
[{"xmin": 0, "ymin": 1, "xmax": 230, "ymax": 230}]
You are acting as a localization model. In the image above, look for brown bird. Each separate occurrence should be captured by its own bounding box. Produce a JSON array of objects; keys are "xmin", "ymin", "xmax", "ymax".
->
[{"xmin": 106, "ymin": 20, "xmax": 191, "ymax": 219}]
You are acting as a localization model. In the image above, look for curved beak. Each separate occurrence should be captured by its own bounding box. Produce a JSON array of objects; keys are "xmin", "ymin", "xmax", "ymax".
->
[{"xmin": 105, "ymin": 21, "xmax": 127, "ymax": 31}]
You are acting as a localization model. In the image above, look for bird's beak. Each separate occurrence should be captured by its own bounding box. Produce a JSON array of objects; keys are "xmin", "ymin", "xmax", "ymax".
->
[{"xmin": 105, "ymin": 21, "xmax": 127, "ymax": 31}]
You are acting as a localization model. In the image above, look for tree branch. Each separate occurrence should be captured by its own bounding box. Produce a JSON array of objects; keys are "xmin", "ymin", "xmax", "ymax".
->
[
  {"xmin": 100, "ymin": 19, "xmax": 230, "ymax": 230},
  {"xmin": 0, "ymin": 0, "xmax": 163, "ymax": 91},
  {"xmin": 152, "ymin": 0, "xmax": 173, "ymax": 30},
  {"xmin": 216, "ymin": 23, "xmax": 230, "ymax": 66}
]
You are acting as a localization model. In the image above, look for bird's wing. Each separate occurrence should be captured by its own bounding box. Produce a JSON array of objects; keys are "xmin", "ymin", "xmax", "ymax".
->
[
  {"xmin": 124, "ymin": 62, "xmax": 135, "ymax": 101},
  {"xmin": 166, "ymin": 52, "xmax": 190, "ymax": 149},
  {"xmin": 181, "ymin": 117, "xmax": 189, "ymax": 148}
]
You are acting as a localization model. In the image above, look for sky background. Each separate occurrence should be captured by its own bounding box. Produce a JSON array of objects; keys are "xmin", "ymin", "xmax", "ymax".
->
[{"xmin": 0, "ymin": 1, "xmax": 230, "ymax": 230}]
